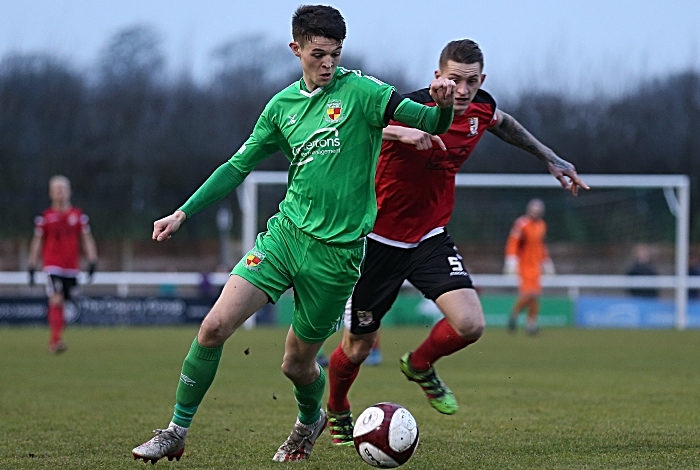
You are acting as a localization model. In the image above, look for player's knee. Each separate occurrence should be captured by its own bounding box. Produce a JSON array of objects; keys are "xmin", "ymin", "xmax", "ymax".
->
[
  {"xmin": 199, "ymin": 315, "xmax": 230, "ymax": 346},
  {"xmin": 453, "ymin": 314, "xmax": 485, "ymax": 341},
  {"xmin": 344, "ymin": 342, "xmax": 372, "ymax": 364},
  {"xmin": 280, "ymin": 359, "xmax": 297, "ymax": 380},
  {"xmin": 342, "ymin": 334, "xmax": 376, "ymax": 364},
  {"xmin": 280, "ymin": 356, "xmax": 316, "ymax": 383}
]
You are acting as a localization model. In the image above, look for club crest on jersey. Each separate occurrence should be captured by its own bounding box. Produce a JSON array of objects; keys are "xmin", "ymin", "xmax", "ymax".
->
[
  {"xmin": 468, "ymin": 117, "xmax": 479, "ymax": 136},
  {"xmin": 244, "ymin": 249, "xmax": 266, "ymax": 271},
  {"xmin": 324, "ymin": 99, "xmax": 346, "ymax": 123},
  {"xmin": 356, "ymin": 310, "xmax": 374, "ymax": 326}
]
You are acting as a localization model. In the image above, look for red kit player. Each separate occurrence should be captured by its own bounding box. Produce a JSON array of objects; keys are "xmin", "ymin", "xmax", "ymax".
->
[
  {"xmin": 325, "ymin": 39, "xmax": 588, "ymax": 445},
  {"xmin": 28, "ymin": 175, "xmax": 98, "ymax": 353}
]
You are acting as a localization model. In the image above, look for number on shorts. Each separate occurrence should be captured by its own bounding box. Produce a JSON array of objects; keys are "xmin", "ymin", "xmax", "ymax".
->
[{"xmin": 448, "ymin": 256, "xmax": 464, "ymax": 272}]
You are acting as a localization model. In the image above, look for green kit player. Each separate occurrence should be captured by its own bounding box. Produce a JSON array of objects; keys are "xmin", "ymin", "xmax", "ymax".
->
[{"xmin": 132, "ymin": 5, "xmax": 456, "ymax": 464}]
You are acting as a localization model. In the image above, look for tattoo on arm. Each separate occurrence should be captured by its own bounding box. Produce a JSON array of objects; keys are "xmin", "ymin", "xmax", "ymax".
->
[{"xmin": 489, "ymin": 112, "xmax": 570, "ymax": 169}]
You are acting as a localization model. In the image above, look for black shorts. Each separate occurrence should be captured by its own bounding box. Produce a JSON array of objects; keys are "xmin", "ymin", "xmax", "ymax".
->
[
  {"xmin": 45, "ymin": 274, "xmax": 78, "ymax": 301},
  {"xmin": 345, "ymin": 231, "xmax": 474, "ymax": 334}
]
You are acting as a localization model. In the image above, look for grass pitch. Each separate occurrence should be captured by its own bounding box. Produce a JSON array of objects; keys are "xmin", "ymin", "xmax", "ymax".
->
[{"xmin": 1, "ymin": 326, "xmax": 699, "ymax": 469}]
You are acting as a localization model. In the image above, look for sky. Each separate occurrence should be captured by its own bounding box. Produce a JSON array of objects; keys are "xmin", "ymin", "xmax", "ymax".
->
[{"xmin": 1, "ymin": 0, "xmax": 698, "ymax": 99}]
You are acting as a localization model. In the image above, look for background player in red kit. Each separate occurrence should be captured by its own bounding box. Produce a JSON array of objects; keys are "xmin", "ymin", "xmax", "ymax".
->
[
  {"xmin": 28, "ymin": 175, "xmax": 98, "ymax": 353},
  {"xmin": 325, "ymin": 39, "xmax": 589, "ymax": 445}
]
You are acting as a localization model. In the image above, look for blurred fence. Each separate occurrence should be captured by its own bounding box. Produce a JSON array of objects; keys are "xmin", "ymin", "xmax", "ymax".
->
[{"xmin": 1, "ymin": 271, "xmax": 699, "ymax": 329}]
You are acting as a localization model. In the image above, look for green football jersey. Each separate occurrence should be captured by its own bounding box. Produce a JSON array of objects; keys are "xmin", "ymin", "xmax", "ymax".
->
[{"xmin": 228, "ymin": 67, "xmax": 394, "ymax": 244}]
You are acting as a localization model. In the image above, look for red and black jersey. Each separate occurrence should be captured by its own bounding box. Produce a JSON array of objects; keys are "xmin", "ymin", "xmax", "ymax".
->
[
  {"xmin": 370, "ymin": 88, "xmax": 497, "ymax": 247},
  {"xmin": 34, "ymin": 207, "xmax": 90, "ymax": 276}
]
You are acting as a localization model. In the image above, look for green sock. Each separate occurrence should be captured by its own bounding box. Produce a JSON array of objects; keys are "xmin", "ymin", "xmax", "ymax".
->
[
  {"xmin": 171, "ymin": 337, "xmax": 223, "ymax": 428},
  {"xmin": 293, "ymin": 366, "xmax": 326, "ymax": 425}
]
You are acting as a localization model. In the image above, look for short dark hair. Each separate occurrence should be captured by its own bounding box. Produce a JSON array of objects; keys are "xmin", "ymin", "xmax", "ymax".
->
[
  {"xmin": 439, "ymin": 39, "xmax": 483, "ymax": 70},
  {"xmin": 292, "ymin": 5, "xmax": 346, "ymax": 45}
]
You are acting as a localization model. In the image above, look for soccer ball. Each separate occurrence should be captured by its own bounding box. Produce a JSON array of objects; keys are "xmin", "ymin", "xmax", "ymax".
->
[{"xmin": 353, "ymin": 402, "xmax": 419, "ymax": 468}]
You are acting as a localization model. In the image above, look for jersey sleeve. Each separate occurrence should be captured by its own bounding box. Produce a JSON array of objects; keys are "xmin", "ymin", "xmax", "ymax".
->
[
  {"xmin": 33, "ymin": 215, "xmax": 45, "ymax": 236},
  {"xmin": 179, "ymin": 104, "xmax": 282, "ymax": 218},
  {"xmin": 352, "ymin": 70, "xmax": 396, "ymax": 129},
  {"xmin": 228, "ymin": 105, "xmax": 282, "ymax": 173},
  {"xmin": 505, "ymin": 218, "xmax": 524, "ymax": 257},
  {"xmin": 79, "ymin": 213, "xmax": 91, "ymax": 234},
  {"xmin": 475, "ymin": 89, "xmax": 498, "ymax": 126},
  {"xmin": 489, "ymin": 110, "xmax": 498, "ymax": 126},
  {"xmin": 401, "ymin": 88, "xmax": 432, "ymax": 105},
  {"xmin": 393, "ymin": 98, "xmax": 453, "ymax": 135},
  {"xmin": 178, "ymin": 162, "xmax": 248, "ymax": 217}
]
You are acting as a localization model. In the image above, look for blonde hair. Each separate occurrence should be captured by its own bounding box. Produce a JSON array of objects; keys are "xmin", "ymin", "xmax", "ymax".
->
[{"xmin": 49, "ymin": 175, "xmax": 71, "ymax": 189}]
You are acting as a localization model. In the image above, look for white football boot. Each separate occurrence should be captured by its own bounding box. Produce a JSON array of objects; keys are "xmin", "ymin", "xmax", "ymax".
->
[
  {"xmin": 272, "ymin": 409, "xmax": 327, "ymax": 462},
  {"xmin": 132, "ymin": 426, "xmax": 186, "ymax": 464}
]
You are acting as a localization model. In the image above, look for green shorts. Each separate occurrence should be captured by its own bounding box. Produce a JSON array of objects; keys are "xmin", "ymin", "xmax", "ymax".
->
[{"xmin": 232, "ymin": 213, "xmax": 366, "ymax": 343}]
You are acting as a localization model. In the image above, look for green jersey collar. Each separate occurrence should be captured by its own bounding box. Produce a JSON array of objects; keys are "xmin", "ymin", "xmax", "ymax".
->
[{"xmin": 298, "ymin": 68, "xmax": 341, "ymax": 98}]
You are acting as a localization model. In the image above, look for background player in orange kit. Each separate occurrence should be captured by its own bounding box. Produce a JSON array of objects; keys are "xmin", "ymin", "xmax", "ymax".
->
[
  {"xmin": 504, "ymin": 198, "xmax": 554, "ymax": 335},
  {"xmin": 28, "ymin": 175, "xmax": 98, "ymax": 353}
]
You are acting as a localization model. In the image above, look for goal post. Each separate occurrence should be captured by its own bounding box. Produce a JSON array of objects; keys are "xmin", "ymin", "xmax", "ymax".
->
[{"xmin": 237, "ymin": 172, "xmax": 692, "ymax": 329}]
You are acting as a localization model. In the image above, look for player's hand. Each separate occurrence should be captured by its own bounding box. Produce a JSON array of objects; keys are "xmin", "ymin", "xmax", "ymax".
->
[
  {"xmin": 396, "ymin": 128, "xmax": 446, "ymax": 151},
  {"xmin": 28, "ymin": 267, "xmax": 35, "ymax": 286},
  {"xmin": 87, "ymin": 262, "xmax": 97, "ymax": 283},
  {"xmin": 503, "ymin": 256, "xmax": 518, "ymax": 275},
  {"xmin": 153, "ymin": 210, "xmax": 187, "ymax": 242},
  {"xmin": 543, "ymin": 259, "xmax": 556, "ymax": 275},
  {"xmin": 547, "ymin": 158, "xmax": 589, "ymax": 196},
  {"xmin": 429, "ymin": 77, "xmax": 456, "ymax": 108}
]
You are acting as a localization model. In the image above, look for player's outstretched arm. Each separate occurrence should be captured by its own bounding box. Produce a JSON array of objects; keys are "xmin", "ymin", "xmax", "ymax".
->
[
  {"xmin": 153, "ymin": 162, "xmax": 248, "ymax": 242},
  {"xmin": 383, "ymin": 126, "xmax": 446, "ymax": 151},
  {"xmin": 488, "ymin": 110, "xmax": 590, "ymax": 196},
  {"xmin": 391, "ymin": 78, "xmax": 456, "ymax": 135},
  {"xmin": 152, "ymin": 105, "xmax": 278, "ymax": 242}
]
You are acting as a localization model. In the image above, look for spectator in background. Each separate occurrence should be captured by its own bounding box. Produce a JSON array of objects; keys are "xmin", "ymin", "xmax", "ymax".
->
[
  {"xmin": 504, "ymin": 198, "xmax": 555, "ymax": 335},
  {"xmin": 28, "ymin": 175, "xmax": 98, "ymax": 354},
  {"xmin": 626, "ymin": 243, "xmax": 659, "ymax": 298}
]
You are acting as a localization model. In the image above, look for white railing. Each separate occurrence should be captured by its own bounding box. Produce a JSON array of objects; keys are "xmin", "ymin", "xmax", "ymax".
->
[{"xmin": 2, "ymin": 271, "xmax": 699, "ymax": 329}]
